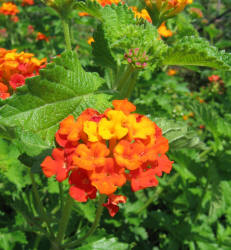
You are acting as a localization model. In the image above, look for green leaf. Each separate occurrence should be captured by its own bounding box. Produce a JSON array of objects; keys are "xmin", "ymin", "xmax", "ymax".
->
[
  {"xmin": 73, "ymin": 199, "xmax": 96, "ymax": 223},
  {"xmin": 14, "ymin": 129, "xmax": 51, "ymax": 156},
  {"xmin": 154, "ymin": 118, "xmax": 205, "ymax": 150},
  {"xmin": 0, "ymin": 51, "xmax": 110, "ymax": 147},
  {"xmin": 92, "ymin": 24, "xmax": 117, "ymax": 69},
  {"xmin": 0, "ymin": 230, "xmax": 27, "ymax": 250},
  {"xmin": 175, "ymin": 14, "xmax": 198, "ymax": 38},
  {"xmin": 192, "ymin": 102, "xmax": 231, "ymax": 140},
  {"xmin": 216, "ymin": 118, "xmax": 231, "ymax": 138},
  {"xmin": 77, "ymin": 237, "xmax": 129, "ymax": 250},
  {"xmin": 163, "ymin": 36, "xmax": 231, "ymax": 70}
]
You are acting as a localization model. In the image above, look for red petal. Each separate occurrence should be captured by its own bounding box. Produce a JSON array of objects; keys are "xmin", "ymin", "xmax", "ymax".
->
[
  {"xmin": 52, "ymin": 148, "xmax": 65, "ymax": 162},
  {"xmin": 103, "ymin": 203, "xmax": 119, "ymax": 217},
  {"xmin": 69, "ymin": 185, "xmax": 88, "ymax": 202},
  {"xmin": 157, "ymin": 155, "xmax": 173, "ymax": 174},
  {"xmin": 40, "ymin": 156, "xmax": 57, "ymax": 177}
]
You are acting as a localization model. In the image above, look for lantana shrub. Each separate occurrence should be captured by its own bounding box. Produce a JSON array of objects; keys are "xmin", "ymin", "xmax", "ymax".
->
[{"xmin": 0, "ymin": 0, "xmax": 231, "ymax": 249}]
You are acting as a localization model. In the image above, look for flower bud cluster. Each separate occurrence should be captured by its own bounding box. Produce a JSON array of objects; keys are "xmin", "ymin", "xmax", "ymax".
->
[
  {"xmin": 0, "ymin": 48, "xmax": 46, "ymax": 99},
  {"xmin": 124, "ymin": 48, "xmax": 149, "ymax": 69},
  {"xmin": 41, "ymin": 99, "xmax": 173, "ymax": 216}
]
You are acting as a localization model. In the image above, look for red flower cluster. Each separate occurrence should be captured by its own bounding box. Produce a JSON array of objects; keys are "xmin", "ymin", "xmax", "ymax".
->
[
  {"xmin": 0, "ymin": 48, "xmax": 46, "ymax": 99},
  {"xmin": 208, "ymin": 75, "xmax": 220, "ymax": 82},
  {"xmin": 36, "ymin": 32, "xmax": 49, "ymax": 42},
  {"xmin": 41, "ymin": 100, "xmax": 173, "ymax": 216},
  {"xmin": 21, "ymin": 0, "xmax": 34, "ymax": 6},
  {"xmin": 208, "ymin": 75, "xmax": 225, "ymax": 95}
]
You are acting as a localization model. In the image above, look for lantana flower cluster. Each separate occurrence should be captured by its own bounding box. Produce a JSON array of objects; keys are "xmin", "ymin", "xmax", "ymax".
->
[
  {"xmin": 0, "ymin": 2, "xmax": 19, "ymax": 16},
  {"xmin": 41, "ymin": 99, "xmax": 173, "ymax": 216},
  {"xmin": 0, "ymin": 48, "xmax": 46, "ymax": 99},
  {"xmin": 0, "ymin": 2, "xmax": 19, "ymax": 21},
  {"xmin": 144, "ymin": 0, "xmax": 193, "ymax": 18}
]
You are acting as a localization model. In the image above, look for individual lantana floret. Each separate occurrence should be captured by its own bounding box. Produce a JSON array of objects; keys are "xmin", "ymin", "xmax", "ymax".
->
[
  {"xmin": 124, "ymin": 48, "xmax": 149, "ymax": 69},
  {"xmin": 0, "ymin": 48, "xmax": 46, "ymax": 99},
  {"xmin": 158, "ymin": 22, "xmax": 173, "ymax": 38},
  {"xmin": 87, "ymin": 37, "xmax": 95, "ymax": 45},
  {"xmin": 167, "ymin": 68, "xmax": 177, "ymax": 76},
  {"xmin": 41, "ymin": 99, "xmax": 173, "ymax": 216}
]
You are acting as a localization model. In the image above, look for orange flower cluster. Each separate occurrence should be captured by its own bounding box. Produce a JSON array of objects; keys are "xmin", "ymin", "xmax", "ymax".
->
[
  {"xmin": 0, "ymin": 2, "xmax": 19, "ymax": 16},
  {"xmin": 41, "ymin": 99, "xmax": 173, "ymax": 216},
  {"xmin": 130, "ymin": 6, "xmax": 152, "ymax": 23},
  {"xmin": 0, "ymin": 48, "xmax": 46, "ymax": 99},
  {"xmin": 144, "ymin": 0, "xmax": 192, "ymax": 18}
]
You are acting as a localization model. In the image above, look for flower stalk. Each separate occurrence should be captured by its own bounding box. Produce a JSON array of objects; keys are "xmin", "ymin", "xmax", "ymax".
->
[
  {"xmin": 63, "ymin": 194, "xmax": 107, "ymax": 249},
  {"xmin": 62, "ymin": 19, "xmax": 72, "ymax": 51},
  {"xmin": 29, "ymin": 170, "xmax": 54, "ymax": 239},
  {"xmin": 55, "ymin": 195, "xmax": 74, "ymax": 246}
]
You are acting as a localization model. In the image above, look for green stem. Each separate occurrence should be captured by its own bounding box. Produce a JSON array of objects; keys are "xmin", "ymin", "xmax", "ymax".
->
[
  {"xmin": 122, "ymin": 70, "xmax": 138, "ymax": 98},
  {"xmin": 199, "ymin": 147, "xmax": 213, "ymax": 159},
  {"xmin": 33, "ymin": 235, "xmax": 41, "ymax": 250},
  {"xmin": 59, "ymin": 182, "xmax": 64, "ymax": 213},
  {"xmin": 62, "ymin": 19, "xmax": 72, "ymax": 51},
  {"xmin": 136, "ymin": 173, "xmax": 179, "ymax": 214},
  {"xmin": 29, "ymin": 170, "xmax": 54, "ymax": 239},
  {"xmin": 63, "ymin": 194, "xmax": 107, "ymax": 249},
  {"xmin": 115, "ymin": 65, "xmax": 135, "ymax": 92},
  {"xmin": 55, "ymin": 195, "xmax": 74, "ymax": 246}
]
